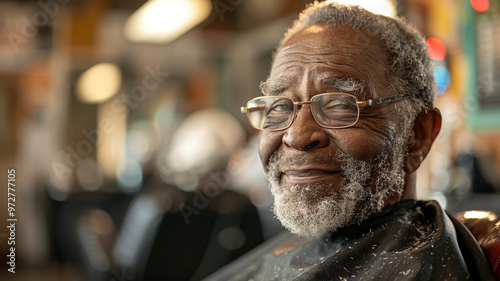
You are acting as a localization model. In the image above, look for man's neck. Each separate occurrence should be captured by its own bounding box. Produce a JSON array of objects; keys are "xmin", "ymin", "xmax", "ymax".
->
[{"xmin": 385, "ymin": 172, "xmax": 416, "ymax": 206}]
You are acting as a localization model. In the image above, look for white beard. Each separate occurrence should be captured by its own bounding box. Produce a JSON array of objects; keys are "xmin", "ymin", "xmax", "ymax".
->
[{"xmin": 267, "ymin": 147, "xmax": 407, "ymax": 238}]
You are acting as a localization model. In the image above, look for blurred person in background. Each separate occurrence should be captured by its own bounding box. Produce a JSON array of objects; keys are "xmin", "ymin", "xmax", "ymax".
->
[
  {"xmin": 207, "ymin": 2, "xmax": 498, "ymax": 280},
  {"xmin": 111, "ymin": 108, "xmax": 263, "ymax": 280}
]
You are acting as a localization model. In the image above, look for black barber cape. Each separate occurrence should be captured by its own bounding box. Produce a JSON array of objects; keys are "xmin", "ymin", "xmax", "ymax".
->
[{"xmin": 205, "ymin": 200, "xmax": 496, "ymax": 280}]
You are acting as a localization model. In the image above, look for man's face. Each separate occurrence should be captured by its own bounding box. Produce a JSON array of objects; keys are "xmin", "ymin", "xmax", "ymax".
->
[{"xmin": 259, "ymin": 24, "xmax": 411, "ymax": 237}]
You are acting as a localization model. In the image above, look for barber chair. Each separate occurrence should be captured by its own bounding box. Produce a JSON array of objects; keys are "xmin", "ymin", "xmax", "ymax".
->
[{"xmin": 455, "ymin": 210, "xmax": 500, "ymax": 279}]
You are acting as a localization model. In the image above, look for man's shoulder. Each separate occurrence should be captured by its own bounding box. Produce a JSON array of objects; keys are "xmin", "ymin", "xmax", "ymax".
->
[{"xmin": 205, "ymin": 199, "xmax": 496, "ymax": 281}]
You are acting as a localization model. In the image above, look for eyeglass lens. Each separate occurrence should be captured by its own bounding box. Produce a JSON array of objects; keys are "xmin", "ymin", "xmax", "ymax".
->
[{"xmin": 247, "ymin": 97, "xmax": 294, "ymax": 130}]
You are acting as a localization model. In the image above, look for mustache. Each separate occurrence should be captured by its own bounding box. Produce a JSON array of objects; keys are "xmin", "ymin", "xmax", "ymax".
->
[
  {"xmin": 267, "ymin": 150, "xmax": 338, "ymax": 172},
  {"xmin": 267, "ymin": 149, "xmax": 373, "ymax": 173},
  {"xmin": 267, "ymin": 149, "xmax": 376, "ymax": 188}
]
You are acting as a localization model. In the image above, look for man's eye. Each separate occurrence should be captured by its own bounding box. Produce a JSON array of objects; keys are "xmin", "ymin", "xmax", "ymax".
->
[
  {"xmin": 325, "ymin": 102, "xmax": 350, "ymax": 110},
  {"xmin": 267, "ymin": 100, "xmax": 293, "ymax": 115},
  {"xmin": 271, "ymin": 104, "xmax": 293, "ymax": 112},
  {"xmin": 323, "ymin": 101, "xmax": 355, "ymax": 112}
]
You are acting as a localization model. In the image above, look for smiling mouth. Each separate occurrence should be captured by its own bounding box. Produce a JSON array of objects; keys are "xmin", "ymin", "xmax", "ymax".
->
[{"xmin": 281, "ymin": 168, "xmax": 342, "ymax": 185}]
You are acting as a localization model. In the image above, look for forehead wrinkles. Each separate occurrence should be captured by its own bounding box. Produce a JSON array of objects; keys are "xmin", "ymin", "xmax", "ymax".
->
[
  {"xmin": 270, "ymin": 42, "xmax": 388, "ymax": 99},
  {"xmin": 274, "ymin": 42, "xmax": 385, "ymax": 70},
  {"xmin": 273, "ymin": 44, "xmax": 341, "ymax": 69},
  {"xmin": 276, "ymin": 40, "xmax": 334, "ymax": 60}
]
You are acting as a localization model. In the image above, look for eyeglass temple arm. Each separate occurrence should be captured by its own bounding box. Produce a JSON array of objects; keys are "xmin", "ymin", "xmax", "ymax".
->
[{"xmin": 358, "ymin": 93, "xmax": 409, "ymax": 107}]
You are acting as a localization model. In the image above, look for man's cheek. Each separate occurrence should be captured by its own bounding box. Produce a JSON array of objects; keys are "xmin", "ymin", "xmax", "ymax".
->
[
  {"xmin": 338, "ymin": 129, "xmax": 391, "ymax": 162},
  {"xmin": 258, "ymin": 132, "xmax": 282, "ymax": 166}
]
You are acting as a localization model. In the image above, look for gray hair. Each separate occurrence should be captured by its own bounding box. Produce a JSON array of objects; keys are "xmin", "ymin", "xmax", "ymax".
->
[{"xmin": 272, "ymin": 1, "xmax": 435, "ymax": 113}]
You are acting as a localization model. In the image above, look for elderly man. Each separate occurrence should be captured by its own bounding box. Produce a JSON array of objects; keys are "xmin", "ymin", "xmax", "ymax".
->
[{"xmin": 207, "ymin": 2, "xmax": 496, "ymax": 280}]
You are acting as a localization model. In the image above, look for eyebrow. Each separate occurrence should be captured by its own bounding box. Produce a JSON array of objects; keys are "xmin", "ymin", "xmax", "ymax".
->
[
  {"xmin": 321, "ymin": 77, "xmax": 365, "ymax": 96},
  {"xmin": 260, "ymin": 76, "xmax": 366, "ymax": 97},
  {"xmin": 260, "ymin": 76, "xmax": 293, "ymax": 96}
]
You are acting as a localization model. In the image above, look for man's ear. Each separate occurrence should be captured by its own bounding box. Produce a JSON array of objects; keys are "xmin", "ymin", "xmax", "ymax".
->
[{"xmin": 404, "ymin": 108, "xmax": 442, "ymax": 174}]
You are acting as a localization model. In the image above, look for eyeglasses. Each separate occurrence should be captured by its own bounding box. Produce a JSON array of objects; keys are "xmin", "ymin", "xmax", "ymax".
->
[{"xmin": 240, "ymin": 92, "xmax": 409, "ymax": 131}]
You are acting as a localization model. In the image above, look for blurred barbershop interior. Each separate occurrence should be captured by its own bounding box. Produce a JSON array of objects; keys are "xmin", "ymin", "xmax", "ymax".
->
[{"xmin": 0, "ymin": 0, "xmax": 500, "ymax": 280}]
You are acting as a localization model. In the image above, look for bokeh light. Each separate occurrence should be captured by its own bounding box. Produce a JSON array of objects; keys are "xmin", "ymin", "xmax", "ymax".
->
[
  {"xmin": 124, "ymin": 0, "xmax": 212, "ymax": 43},
  {"xmin": 76, "ymin": 63, "xmax": 122, "ymax": 104},
  {"xmin": 116, "ymin": 160, "xmax": 143, "ymax": 193},
  {"xmin": 427, "ymin": 37, "xmax": 447, "ymax": 61},
  {"xmin": 434, "ymin": 65, "xmax": 451, "ymax": 95},
  {"xmin": 326, "ymin": 0, "xmax": 396, "ymax": 17},
  {"xmin": 470, "ymin": 0, "xmax": 490, "ymax": 12}
]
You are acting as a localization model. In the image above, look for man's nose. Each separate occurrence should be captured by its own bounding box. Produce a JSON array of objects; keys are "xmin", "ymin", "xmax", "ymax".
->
[{"xmin": 283, "ymin": 105, "xmax": 329, "ymax": 151}]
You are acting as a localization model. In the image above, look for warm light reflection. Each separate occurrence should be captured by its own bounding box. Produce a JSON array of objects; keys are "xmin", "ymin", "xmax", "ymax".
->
[
  {"xmin": 463, "ymin": 210, "xmax": 496, "ymax": 220},
  {"xmin": 304, "ymin": 25, "xmax": 326, "ymax": 34},
  {"xmin": 76, "ymin": 63, "xmax": 122, "ymax": 104},
  {"xmin": 326, "ymin": 0, "xmax": 396, "ymax": 17},
  {"xmin": 124, "ymin": 0, "xmax": 212, "ymax": 44}
]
